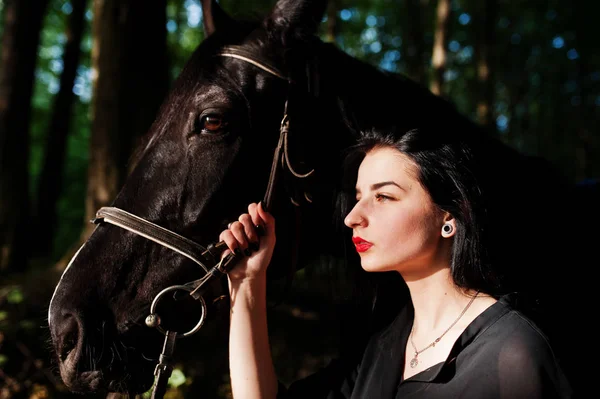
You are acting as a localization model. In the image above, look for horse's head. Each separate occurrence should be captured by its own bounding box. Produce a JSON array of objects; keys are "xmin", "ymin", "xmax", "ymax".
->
[{"xmin": 47, "ymin": 0, "xmax": 357, "ymax": 393}]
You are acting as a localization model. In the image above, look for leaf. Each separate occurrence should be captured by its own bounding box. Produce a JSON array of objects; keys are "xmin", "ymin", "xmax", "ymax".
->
[
  {"xmin": 168, "ymin": 368, "xmax": 187, "ymax": 388},
  {"xmin": 7, "ymin": 288, "xmax": 24, "ymax": 304}
]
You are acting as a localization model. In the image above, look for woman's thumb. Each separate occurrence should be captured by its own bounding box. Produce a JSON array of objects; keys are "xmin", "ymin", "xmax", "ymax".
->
[{"xmin": 257, "ymin": 202, "xmax": 275, "ymax": 234}]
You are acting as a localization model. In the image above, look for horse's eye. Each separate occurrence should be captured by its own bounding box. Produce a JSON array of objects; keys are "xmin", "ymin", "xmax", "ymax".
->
[{"xmin": 199, "ymin": 114, "xmax": 227, "ymax": 134}]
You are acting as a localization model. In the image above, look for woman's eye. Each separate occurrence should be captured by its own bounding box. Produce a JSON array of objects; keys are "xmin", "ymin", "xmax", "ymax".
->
[{"xmin": 375, "ymin": 193, "xmax": 391, "ymax": 202}]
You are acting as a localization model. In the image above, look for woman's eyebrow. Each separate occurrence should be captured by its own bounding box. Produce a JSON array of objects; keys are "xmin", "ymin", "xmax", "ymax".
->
[
  {"xmin": 355, "ymin": 181, "xmax": 405, "ymax": 194},
  {"xmin": 371, "ymin": 181, "xmax": 405, "ymax": 191}
]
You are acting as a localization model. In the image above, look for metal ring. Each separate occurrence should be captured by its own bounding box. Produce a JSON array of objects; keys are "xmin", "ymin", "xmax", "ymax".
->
[{"xmin": 149, "ymin": 285, "xmax": 207, "ymax": 338}]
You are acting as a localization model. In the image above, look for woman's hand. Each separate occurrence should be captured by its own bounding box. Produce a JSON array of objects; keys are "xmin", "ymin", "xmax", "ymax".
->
[
  {"xmin": 219, "ymin": 202, "xmax": 276, "ymax": 282},
  {"xmin": 225, "ymin": 203, "xmax": 278, "ymax": 399}
]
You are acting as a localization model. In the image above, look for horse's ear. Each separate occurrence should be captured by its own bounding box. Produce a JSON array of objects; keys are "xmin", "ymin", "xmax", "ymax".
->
[
  {"xmin": 201, "ymin": 0, "xmax": 234, "ymax": 37},
  {"xmin": 266, "ymin": 0, "xmax": 328, "ymax": 43}
]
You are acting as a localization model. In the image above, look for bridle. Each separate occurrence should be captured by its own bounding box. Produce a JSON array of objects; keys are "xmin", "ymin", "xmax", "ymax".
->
[{"xmin": 90, "ymin": 45, "xmax": 317, "ymax": 398}]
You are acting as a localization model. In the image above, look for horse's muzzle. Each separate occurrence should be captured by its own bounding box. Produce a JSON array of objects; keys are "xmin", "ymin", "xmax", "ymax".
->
[
  {"xmin": 52, "ymin": 311, "xmax": 103, "ymax": 392},
  {"xmin": 50, "ymin": 308, "xmax": 154, "ymax": 394}
]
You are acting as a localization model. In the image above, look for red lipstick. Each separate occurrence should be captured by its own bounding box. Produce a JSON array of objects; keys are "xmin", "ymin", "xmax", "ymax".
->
[{"xmin": 352, "ymin": 236, "xmax": 373, "ymax": 253}]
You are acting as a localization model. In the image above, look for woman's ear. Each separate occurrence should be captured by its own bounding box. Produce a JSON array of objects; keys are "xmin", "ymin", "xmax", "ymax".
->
[{"xmin": 441, "ymin": 214, "xmax": 456, "ymax": 238}]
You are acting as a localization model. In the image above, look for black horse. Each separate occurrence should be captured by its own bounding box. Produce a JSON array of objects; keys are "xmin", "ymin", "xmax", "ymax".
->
[{"xmin": 48, "ymin": 0, "xmax": 592, "ymax": 395}]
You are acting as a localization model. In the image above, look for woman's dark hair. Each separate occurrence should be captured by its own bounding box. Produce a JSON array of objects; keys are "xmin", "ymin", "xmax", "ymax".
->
[{"xmin": 341, "ymin": 128, "xmax": 505, "ymax": 297}]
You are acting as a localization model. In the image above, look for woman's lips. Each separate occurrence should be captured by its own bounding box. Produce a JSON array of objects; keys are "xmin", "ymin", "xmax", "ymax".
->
[{"xmin": 352, "ymin": 236, "xmax": 373, "ymax": 253}]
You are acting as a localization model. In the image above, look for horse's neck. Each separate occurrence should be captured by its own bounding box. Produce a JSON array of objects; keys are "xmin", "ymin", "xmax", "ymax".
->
[{"xmin": 319, "ymin": 44, "xmax": 477, "ymax": 135}]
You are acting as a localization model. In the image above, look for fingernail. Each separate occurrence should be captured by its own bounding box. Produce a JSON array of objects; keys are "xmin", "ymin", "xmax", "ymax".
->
[{"xmin": 244, "ymin": 248, "xmax": 252, "ymax": 256}]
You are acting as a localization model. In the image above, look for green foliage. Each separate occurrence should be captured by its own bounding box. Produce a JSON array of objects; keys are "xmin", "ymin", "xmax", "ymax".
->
[
  {"xmin": 169, "ymin": 368, "xmax": 188, "ymax": 388},
  {"xmin": 6, "ymin": 288, "xmax": 24, "ymax": 304},
  {"xmin": 167, "ymin": 0, "xmax": 204, "ymax": 80}
]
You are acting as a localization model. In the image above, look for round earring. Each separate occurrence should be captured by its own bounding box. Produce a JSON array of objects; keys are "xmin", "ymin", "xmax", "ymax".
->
[{"xmin": 442, "ymin": 223, "xmax": 453, "ymax": 235}]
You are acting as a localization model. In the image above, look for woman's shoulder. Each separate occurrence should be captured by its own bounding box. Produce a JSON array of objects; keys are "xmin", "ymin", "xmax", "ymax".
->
[
  {"xmin": 468, "ymin": 294, "xmax": 573, "ymax": 396},
  {"xmin": 485, "ymin": 294, "xmax": 550, "ymax": 337},
  {"xmin": 476, "ymin": 293, "xmax": 562, "ymax": 363}
]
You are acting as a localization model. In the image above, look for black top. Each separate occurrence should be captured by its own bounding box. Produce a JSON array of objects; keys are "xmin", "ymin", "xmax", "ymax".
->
[{"xmin": 277, "ymin": 294, "xmax": 573, "ymax": 399}]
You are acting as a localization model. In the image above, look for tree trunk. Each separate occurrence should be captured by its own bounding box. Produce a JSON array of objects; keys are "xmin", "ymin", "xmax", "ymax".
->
[
  {"xmin": 80, "ymin": 0, "xmax": 169, "ymax": 241},
  {"xmin": 403, "ymin": 0, "xmax": 427, "ymax": 85},
  {"xmin": 33, "ymin": 0, "xmax": 88, "ymax": 257},
  {"xmin": 324, "ymin": 0, "xmax": 339, "ymax": 43},
  {"xmin": 474, "ymin": 0, "xmax": 497, "ymax": 131},
  {"xmin": 572, "ymin": 1, "xmax": 597, "ymax": 181},
  {"xmin": 430, "ymin": 0, "xmax": 451, "ymax": 96},
  {"xmin": 0, "ymin": 0, "xmax": 49, "ymax": 273}
]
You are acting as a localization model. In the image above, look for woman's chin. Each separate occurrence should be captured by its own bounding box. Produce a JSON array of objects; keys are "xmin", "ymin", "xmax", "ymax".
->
[
  {"xmin": 360, "ymin": 257, "xmax": 399, "ymax": 273},
  {"xmin": 360, "ymin": 259, "xmax": 385, "ymax": 272}
]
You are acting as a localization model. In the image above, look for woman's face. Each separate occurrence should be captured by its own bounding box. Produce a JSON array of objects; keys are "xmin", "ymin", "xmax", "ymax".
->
[{"xmin": 344, "ymin": 147, "xmax": 451, "ymax": 275}]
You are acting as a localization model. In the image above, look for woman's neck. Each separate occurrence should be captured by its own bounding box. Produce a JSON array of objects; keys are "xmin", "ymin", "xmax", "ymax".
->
[{"xmin": 404, "ymin": 268, "xmax": 477, "ymax": 332}]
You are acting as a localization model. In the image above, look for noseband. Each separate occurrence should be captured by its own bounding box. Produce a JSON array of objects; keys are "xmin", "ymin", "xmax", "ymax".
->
[{"xmin": 90, "ymin": 45, "xmax": 318, "ymax": 398}]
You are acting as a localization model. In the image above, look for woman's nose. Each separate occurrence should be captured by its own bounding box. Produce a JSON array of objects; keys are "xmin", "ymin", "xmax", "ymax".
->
[{"xmin": 344, "ymin": 203, "xmax": 366, "ymax": 228}]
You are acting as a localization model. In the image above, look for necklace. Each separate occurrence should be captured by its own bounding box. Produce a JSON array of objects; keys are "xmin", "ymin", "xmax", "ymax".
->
[{"xmin": 409, "ymin": 291, "xmax": 479, "ymax": 368}]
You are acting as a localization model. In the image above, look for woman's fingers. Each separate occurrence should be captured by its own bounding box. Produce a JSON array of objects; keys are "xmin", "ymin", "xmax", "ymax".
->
[
  {"xmin": 219, "ymin": 229, "xmax": 239, "ymax": 258},
  {"xmin": 220, "ymin": 203, "xmax": 273, "ymax": 259},
  {"xmin": 228, "ymin": 220, "xmax": 250, "ymax": 255},
  {"xmin": 249, "ymin": 202, "xmax": 273, "ymax": 234},
  {"xmin": 239, "ymin": 213, "xmax": 260, "ymax": 251},
  {"xmin": 257, "ymin": 202, "xmax": 275, "ymax": 234},
  {"xmin": 248, "ymin": 203, "xmax": 263, "ymax": 233}
]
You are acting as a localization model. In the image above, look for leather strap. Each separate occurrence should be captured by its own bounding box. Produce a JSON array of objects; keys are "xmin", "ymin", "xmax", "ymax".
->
[{"xmin": 92, "ymin": 207, "xmax": 210, "ymax": 272}]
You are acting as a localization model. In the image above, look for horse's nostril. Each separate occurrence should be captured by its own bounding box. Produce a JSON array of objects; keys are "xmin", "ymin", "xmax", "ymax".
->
[
  {"xmin": 60, "ymin": 329, "xmax": 78, "ymax": 362},
  {"xmin": 58, "ymin": 315, "xmax": 80, "ymax": 363}
]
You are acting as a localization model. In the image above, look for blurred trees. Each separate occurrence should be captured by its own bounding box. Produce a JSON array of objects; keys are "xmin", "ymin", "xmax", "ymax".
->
[
  {"xmin": 33, "ymin": 0, "xmax": 86, "ymax": 257},
  {"xmin": 473, "ymin": 0, "xmax": 496, "ymax": 130},
  {"xmin": 0, "ymin": 0, "xmax": 50, "ymax": 273},
  {"xmin": 430, "ymin": 0, "xmax": 451, "ymax": 96},
  {"xmin": 82, "ymin": 0, "xmax": 168, "ymax": 241},
  {"xmin": 0, "ymin": 0, "xmax": 598, "ymax": 397},
  {"xmin": 402, "ymin": 0, "xmax": 427, "ymax": 85},
  {"xmin": 7, "ymin": 0, "xmax": 596, "ymax": 274}
]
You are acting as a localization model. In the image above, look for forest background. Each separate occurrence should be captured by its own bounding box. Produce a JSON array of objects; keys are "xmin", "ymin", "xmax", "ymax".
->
[{"xmin": 1, "ymin": 0, "xmax": 598, "ymax": 398}]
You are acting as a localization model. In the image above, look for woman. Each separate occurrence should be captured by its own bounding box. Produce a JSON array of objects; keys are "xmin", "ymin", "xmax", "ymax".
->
[{"xmin": 220, "ymin": 129, "xmax": 573, "ymax": 398}]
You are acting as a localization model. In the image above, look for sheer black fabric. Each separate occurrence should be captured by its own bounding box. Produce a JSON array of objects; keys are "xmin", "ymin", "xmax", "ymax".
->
[{"xmin": 277, "ymin": 294, "xmax": 572, "ymax": 399}]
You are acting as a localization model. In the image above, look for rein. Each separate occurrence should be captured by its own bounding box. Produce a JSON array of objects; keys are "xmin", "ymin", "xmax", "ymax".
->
[{"xmin": 91, "ymin": 45, "xmax": 317, "ymax": 398}]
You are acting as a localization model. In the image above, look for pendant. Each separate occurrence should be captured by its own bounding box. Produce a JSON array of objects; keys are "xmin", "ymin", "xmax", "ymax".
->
[{"xmin": 410, "ymin": 355, "xmax": 419, "ymax": 368}]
